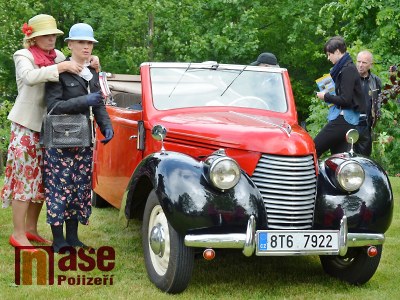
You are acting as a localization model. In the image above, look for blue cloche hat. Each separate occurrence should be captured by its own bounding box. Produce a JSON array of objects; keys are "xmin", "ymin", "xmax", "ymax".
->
[{"xmin": 64, "ymin": 23, "xmax": 98, "ymax": 43}]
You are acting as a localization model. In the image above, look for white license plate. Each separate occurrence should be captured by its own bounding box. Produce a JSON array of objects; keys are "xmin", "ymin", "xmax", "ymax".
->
[{"xmin": 256, "ymin": 230, "xmax": 339, "ymax": 255}]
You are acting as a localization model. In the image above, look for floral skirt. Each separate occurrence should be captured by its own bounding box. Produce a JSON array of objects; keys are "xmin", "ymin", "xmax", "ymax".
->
[
  {"xmin": 44, "ymin": 147, "xmax": 93, "ymax": 226},
  {"xmin": 1, "ymin": 123, "xmax": 44, "ymax": 208}
]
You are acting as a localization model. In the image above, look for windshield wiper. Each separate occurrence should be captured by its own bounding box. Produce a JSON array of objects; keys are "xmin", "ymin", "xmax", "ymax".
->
[
  {"xmin": 220, "ymin": 65, "xmax": 247, "ymax": 96},
  {"xmin": 168, "ymin": 62, "xmax": 192, "ymax": 98}
]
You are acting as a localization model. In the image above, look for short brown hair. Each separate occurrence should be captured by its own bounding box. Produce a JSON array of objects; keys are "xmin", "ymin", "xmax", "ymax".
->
[{"xmin": 324, "ymin": 36, "xmax": 347, "ymax": 54}]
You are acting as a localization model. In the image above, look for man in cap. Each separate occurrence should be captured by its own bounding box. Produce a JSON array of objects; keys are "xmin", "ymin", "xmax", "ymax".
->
[
  {"xmin": 248, "ymin": 52, "xmax": 280, "ymax": 108},
  {"xmin": 251, "ymin": 52, "xmax": 279, "ymax": 67}
]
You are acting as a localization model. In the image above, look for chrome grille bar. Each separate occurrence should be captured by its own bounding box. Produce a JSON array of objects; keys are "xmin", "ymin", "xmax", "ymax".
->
[{"xmin": 251, "ymin": 154, "xmax": 317, "ymax": 229}]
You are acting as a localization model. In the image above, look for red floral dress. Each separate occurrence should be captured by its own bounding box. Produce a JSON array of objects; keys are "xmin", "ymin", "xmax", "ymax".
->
[{"xmin": 1, "ymin": 122, "xmax": 44, "ymax": 208}]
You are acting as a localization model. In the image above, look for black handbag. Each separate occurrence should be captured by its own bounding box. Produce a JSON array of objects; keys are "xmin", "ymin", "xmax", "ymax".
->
[{"xmin": 42, "ymin": 103, "xmax": 92, "ymax": 148}]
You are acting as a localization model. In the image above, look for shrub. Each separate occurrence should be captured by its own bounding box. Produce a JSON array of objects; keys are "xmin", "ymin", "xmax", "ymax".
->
[
  {"xmin": 0, "ymin": 100, "xmax": 12, "ymax": 174},
  {"xmin": 372, "ymin": 66, "xmax": 400, "ymax": 176}
]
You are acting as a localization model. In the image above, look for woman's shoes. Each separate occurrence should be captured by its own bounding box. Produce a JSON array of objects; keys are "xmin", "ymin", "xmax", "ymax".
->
[
  {"xmin": 9, "ymin": 235, "xmax": 38, "ymax": 253},
  {"xmin": 26, "ymin": 232, "xmax": 52, "ymax": 245}
]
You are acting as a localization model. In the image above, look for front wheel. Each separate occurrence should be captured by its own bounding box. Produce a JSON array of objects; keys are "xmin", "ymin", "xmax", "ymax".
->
[
  {"xmin": 142, "ymin": 190, "xmax": 194, "ymax": 293},
  {"xmin": 320, "ymin": 245, "xmax": 382, "ymax": 285}
]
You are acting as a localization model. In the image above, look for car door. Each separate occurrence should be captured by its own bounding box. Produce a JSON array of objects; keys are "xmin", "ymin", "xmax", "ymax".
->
[{"xmin": 93, "ymin": 103, "xmax": 143, "ymax": 208}]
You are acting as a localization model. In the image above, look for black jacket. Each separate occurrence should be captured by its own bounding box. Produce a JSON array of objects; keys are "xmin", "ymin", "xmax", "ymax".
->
[
  {"xmin": 45, "ymin": 61, "xmax": 112, "ymax": 136},
  {"xmin": 324, "ymin": 59, "xmax": 365, "ymax": 113},
  {"xmin": 360, "ymin": 72, "xmax": 382, "ymax": 116}
]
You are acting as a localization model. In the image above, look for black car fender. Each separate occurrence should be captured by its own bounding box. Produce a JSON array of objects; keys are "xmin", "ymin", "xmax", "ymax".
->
[
  {"xmin": 314, "ymin": 156, "xmax": 393, "ymax": 233},
  {"xmin": 123, "ymin": 151, "xmax": 267, "ymax": 235}
]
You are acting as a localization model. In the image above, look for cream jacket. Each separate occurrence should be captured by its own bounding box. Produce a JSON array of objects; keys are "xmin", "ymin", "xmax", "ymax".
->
[{"xmin": 8, "ymin": 49, "xmax": 65, "ymax": 132}]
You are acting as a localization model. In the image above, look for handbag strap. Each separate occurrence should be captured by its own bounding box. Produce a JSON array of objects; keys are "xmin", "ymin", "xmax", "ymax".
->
[
  {"xmin": 89, "ymin": 106, "xmax": 95, "ymax": 144},
  {"xmin": 47, "ymin": 101, "xmax": 62, "ymax": 115},
  {"xmin": 87, "ymin": 84, "xmax": 96, "ymax": 144}
]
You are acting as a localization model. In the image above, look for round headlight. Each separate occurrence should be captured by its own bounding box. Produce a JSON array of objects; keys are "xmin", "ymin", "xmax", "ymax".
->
[
  {"xmin": 336, "ymin": 161, "xmax": 365, "ymax": 192},
  {"xmin": 209, "ymin": 157, "xmax": 241, "ymax": 190}
]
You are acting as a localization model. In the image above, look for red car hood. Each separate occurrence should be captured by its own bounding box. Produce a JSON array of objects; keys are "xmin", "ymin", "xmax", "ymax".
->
[{"xmin": 157, "ymin": 110, "xmax": 315, "ymax": 156}]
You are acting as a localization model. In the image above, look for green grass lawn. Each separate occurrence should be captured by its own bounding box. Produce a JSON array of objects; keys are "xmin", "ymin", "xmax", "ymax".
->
[{"xmin": 0, "ymin": 177, "xmax": 399, "ymax": 300}]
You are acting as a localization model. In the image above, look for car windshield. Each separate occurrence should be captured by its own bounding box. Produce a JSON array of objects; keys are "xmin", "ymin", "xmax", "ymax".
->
[{"xmin": 150, "ymin": 67, "xmax": 287, "ymax": 112}]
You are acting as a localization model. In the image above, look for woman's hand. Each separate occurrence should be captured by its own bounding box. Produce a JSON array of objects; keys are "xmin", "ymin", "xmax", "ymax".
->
[
  {"xmin": 58, "ymin": 60, "xmax": 83, "ymax": 74},
  {"xmin": 89, "ymin": 55, "xmax": 100, "ymax": 72},
  {"xmin": 100, "ymin": 128, "xmax": 113, "ymax": 144}
]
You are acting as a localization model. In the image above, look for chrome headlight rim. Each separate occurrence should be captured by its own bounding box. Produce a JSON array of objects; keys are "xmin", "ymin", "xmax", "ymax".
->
[
  {"xmin": 209, "ymin": 156, "xmax": 241, "ymax": 191},
  {"xmin": 335, "ymin": 160, "xmax": 365, "ymax": 192}
]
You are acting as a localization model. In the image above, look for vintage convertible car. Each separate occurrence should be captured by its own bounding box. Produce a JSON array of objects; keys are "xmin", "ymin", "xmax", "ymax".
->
[{"xmin": 92, "ymin": 62, "xmax": 393, "ymax": 293}]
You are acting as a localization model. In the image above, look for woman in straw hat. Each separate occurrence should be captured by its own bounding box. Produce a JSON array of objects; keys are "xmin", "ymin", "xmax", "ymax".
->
[
  {"xmin": 1, "ymin": 14, "xmax": 99, "ymax": 252},
  {"xmin": 43, "ymin": 23, "xmax": 113, "ymax": 252}
]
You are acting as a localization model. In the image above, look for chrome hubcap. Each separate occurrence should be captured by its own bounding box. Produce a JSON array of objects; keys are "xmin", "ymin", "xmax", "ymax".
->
[
  {"xmin": 148, "ymin": 204, "xmax": 170, "ymax": 275},
  {"xmin": 150, "ymin": 223, "xmax": 165, "ymax": 257}
]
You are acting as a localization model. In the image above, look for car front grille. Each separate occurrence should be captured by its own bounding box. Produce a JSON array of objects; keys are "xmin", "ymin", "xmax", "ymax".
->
[{"xmin": 251, "ymin": 154, "xmax": 317, "ymax": 229}]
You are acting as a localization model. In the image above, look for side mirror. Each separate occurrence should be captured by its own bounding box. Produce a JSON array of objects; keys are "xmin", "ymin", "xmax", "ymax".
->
[
  {"xmin": 345, "ymin": 129, "xmax": 359, "ymax": 155},
  {"xmin": 151, "ymin": 124, "xmax": 167, "ymax": 152}
]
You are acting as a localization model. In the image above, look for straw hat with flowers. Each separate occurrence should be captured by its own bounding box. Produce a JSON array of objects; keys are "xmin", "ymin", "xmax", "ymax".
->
[{"xmin": 22, "ymin": 14, "xmax": 63, "ymax": 39}]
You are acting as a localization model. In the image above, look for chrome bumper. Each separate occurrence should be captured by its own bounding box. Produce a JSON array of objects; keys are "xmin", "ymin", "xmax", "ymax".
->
[{"xmin": 184, "ymin": 215, "xmax": 385, "ymax": 257}]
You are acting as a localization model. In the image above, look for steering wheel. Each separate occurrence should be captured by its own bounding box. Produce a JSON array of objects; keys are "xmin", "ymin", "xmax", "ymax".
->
[{"xmin": 228, "ymin": 96, "xmax": 270, "ymax": 110}]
